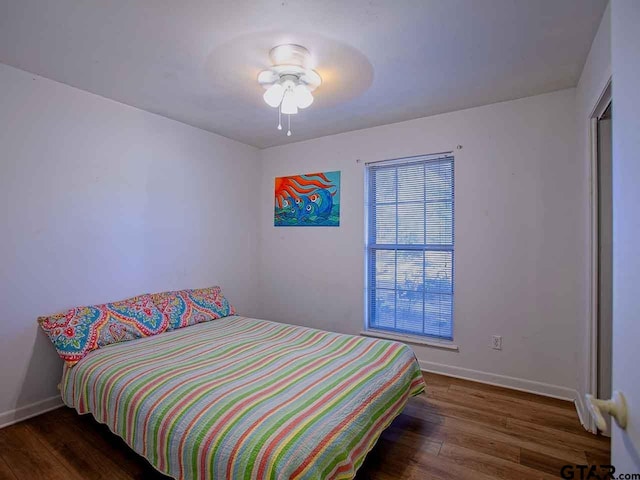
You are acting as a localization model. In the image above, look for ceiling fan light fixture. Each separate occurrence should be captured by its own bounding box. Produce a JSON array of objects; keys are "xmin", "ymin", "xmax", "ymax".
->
[
  {"xmin": 294, "ymin": 84, "xmax": 313, "ymax": 109},
  {"xmin": 280, "ymin": 88, "xmax": 299, "ymax": 115},
  {"xmin": 258, "ymin": 44, "xmax": 321, "ymax": 136},
  {"xmin": 263, "ymin": 83, "xmax": 284, "ymax": 108}
]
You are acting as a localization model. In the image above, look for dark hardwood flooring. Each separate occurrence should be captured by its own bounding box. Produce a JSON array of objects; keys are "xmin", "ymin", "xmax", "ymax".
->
[{"xmin": 0, "ymin": 372, "xmax": 609, "ymax": 479}]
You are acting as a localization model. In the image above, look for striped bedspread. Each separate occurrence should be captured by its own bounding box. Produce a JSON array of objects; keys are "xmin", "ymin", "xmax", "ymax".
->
[{"xmin": 61, "ymin": 316, "xmax": 425, "ymax": 480}]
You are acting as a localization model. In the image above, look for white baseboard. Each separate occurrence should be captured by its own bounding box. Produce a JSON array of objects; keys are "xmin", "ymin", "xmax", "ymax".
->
[
  {"xmin": 0, "ymin": 395, "xmax": 64, "ymax": 429},
  {"xmin": 575, "ymin": 393, "xmax": 604, "ymax": 435},
  {"xmin": 418, "ymin": 359, "xmax": 579, "ymax": 402},
  {"xmin": 574, "ymin": 393, "xmax": 595, "ymax": 433}
]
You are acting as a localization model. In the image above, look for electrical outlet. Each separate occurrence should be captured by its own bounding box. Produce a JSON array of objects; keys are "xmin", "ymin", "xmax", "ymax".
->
[{"xmin": 492, "ymin": 335, "xmax": 502, "ymax": 350}]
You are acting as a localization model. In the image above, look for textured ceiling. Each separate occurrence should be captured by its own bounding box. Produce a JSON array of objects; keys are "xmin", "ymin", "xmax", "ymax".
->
[{"xmin": 0, "ymin": 0, "xmax": 607, "ymax": 148}]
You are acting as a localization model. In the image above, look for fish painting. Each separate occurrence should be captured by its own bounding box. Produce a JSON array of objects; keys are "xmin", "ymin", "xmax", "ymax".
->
[{"xmin": 274, "ymin": 171, "xmax": 341, "ymax": 227}]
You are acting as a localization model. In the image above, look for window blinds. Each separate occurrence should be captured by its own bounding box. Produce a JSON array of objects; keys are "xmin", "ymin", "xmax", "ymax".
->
[{"xmin": 366, "ymin": 155, "xmax": 454, "ymax": 339}]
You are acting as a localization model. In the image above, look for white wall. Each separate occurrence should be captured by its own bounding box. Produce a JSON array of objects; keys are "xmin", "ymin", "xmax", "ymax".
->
[
  {"xmin": 0, "ymin": 40, "xmax": 604, "ymax": 428},
  {"xmin": 0, "ymin": 63, "xmax": 260, "ymax": 425},
  {"xmin": 257, "ymin": 89, "xmax": 582, "ymax": 399},
  {"xmin": 575, "ymin": 2, "xmax": 611, "ymax": 430},
  {"xmin": 611, "ymin": 0, "xmax": 640, "ymax": 470}
]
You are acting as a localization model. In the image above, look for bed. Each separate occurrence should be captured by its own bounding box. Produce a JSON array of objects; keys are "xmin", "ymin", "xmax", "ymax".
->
[{"xmin": 60, "ymin": 316, "xmax": 425, "ymax": 480}]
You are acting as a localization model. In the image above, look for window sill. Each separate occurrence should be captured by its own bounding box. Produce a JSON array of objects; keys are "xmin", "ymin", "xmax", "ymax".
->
[{"xmin": 360, "ymin": 329, "xmax": 459, "ymax": 351}]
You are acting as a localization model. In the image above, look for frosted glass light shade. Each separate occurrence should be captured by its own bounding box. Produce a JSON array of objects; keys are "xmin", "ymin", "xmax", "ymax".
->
[
  {"xmin": 281, "ymin": 89, "xmax": 298, "ymax": 115},
  {"xmin": 294, "ymin": 84, "xmax": 314, "ymax": 109},
  {"xmin": 263, "ymin": 83, "xmax": 284, "ymax": 108}
]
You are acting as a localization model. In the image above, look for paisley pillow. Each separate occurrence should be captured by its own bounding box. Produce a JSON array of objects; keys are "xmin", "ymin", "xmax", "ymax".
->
[
  {"xmin": 38, "ymin": 294, "xmax": 167, "ymax": 365},
  {"xmin": 150, "ymin": 286, "xmax": 236, "ymax": 330}
]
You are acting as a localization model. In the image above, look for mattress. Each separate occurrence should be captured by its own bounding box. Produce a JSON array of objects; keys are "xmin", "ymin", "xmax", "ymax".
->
[{"xmin": 60, "ymin": 316, "xmax": 425, "ymax": 479}]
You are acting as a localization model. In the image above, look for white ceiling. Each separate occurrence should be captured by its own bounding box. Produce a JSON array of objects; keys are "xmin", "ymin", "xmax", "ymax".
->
[{"xmin": 0, "ymin": 0, "xmax": 606, "ymax": 149}]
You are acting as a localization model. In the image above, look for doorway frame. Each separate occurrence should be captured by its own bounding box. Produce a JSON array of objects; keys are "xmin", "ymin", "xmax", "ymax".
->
[{"xmin": 587, "ymin": 79, "xmax": 612, "ymax": 434}]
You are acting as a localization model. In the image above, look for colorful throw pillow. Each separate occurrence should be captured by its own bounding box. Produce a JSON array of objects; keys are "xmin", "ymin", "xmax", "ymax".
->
[
  {"xmin": 150, "ymin": 286, "xmax": 236, "ymax": 330},
  {"xmin": 38, "ymin": 294, "xmax": 168, "ymax": 365}
]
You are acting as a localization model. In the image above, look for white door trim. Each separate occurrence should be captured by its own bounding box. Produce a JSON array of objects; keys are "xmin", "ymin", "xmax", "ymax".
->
[{"xmin": 587, "ymin": 79, "xmax": 612, "ymax": 434}]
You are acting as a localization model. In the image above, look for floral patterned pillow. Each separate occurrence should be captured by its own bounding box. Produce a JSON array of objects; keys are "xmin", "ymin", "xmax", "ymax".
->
[
  {"xmin": 150, "ymin": 286, "xmax": 236, "ymax": 330},
  {"xmin": 38, "ymin": 294, "xmax": 167, "ymax": 365}
]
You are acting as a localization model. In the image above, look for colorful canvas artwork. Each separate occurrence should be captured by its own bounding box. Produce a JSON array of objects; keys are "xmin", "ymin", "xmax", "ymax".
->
[{"xmin": 274, "ymin": 171, "xmax": 341, "ymax": 227}]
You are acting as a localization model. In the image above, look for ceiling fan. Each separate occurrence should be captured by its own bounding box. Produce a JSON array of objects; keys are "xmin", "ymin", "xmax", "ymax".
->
[{"xmin": 257, "ymin": 44, "xmax": 322, "ymax": 137}]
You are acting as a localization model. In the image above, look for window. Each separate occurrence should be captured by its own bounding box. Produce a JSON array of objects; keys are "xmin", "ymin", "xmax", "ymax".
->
[{"xmin": 366, "ymin": 154, "xmax": 454, "ymax": 340}]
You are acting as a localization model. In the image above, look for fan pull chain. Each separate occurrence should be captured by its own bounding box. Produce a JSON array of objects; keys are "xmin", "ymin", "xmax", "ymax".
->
[
  {"xmin": 277, "ymin": 104, "xmax": 282, "ymax": 131},
  {"xmin": 287, "ymin": 114, "xmax": 292, "ymax": 136}
]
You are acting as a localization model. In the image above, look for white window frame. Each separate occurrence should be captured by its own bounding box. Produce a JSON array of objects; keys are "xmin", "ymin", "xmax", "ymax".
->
[{"xmin": 364, "ymin": 153, "xmax": 455, "ymax": 341}]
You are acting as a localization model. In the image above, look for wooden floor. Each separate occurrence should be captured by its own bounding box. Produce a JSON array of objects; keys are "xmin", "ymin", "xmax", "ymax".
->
[{"xmin": 0, "ymin": 372, "xmax": 609, "ymax": 480}]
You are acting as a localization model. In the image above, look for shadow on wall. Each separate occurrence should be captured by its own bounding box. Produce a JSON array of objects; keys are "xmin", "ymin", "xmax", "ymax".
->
[
  {"xmin": 16, "ymin": 328, "xmax": 63, "ymax": 414},
  {"xmin": 621, "ymin": 435, "xmax": 640, "ymax": 472}
]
